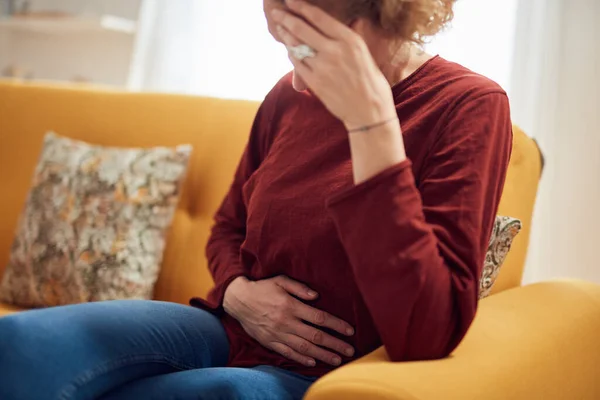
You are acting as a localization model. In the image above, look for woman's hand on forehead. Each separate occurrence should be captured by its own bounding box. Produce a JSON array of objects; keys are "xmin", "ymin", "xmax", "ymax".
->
[{"xmin": 271, "ymin": 0, "xmax": 397, "ymax": 130}]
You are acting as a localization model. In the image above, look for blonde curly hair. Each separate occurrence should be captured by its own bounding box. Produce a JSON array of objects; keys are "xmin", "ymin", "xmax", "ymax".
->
[{"xmin": 310, "ymin": 0, "xmax": 456, "ymax": 45}]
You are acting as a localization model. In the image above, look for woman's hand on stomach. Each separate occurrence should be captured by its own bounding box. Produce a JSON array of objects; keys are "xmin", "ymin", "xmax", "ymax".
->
[{"xmin": 223, "ymin": 276, "xmax": 355, "ymax": 367}]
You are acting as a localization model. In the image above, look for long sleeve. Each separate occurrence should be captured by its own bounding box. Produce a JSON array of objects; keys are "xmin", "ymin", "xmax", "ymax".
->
[
  {"xmin": 201, "ymin": 95, "xmax": 278, "ymax": 309},
  {"xmin": 327, "ymin": 92, "xmax": 513, "ymax": 362}
]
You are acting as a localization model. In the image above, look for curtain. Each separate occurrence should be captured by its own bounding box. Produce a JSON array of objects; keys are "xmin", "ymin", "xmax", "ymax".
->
[
  {"xmin": 511, "ymin": 0, "xmax": 600, "ymax": 284},
  {"xmin": 129, "ymin": 0, "xmax": 291, "ymax": 100},
  {"xmin": 129, "ymin": 0, "xmax": 518, "ymax": 100}
]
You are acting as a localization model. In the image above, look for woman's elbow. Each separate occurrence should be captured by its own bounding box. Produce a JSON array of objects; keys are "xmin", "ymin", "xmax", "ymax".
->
[
  {"xmin": 387, "ymin": 307, "xmax": 477, "ymax": 362},
  {"xmin": 389, "ymin": 341, "xmax": 455, "ymax": 363}
]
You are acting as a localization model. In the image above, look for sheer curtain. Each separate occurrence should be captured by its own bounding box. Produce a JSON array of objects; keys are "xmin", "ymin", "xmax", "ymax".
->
[
  {"xmin": 426, "ymin": 0, "xmax": 518, "ymax": 93},
  {"xmin": 129, "ymin": 0, "xmax": 290, "ymax": 100},
  {"xmin": 129, "ymin": 0, "xmax": 518, "ymax": 100},
  {"xmin": 511, "ymin": 0, "xmax": 600, "ymax": 284}
]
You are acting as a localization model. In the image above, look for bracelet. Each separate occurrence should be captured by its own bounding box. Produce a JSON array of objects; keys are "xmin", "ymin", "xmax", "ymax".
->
[{"xmin": 347, "ymin": 117, "xmax": 399, "ymax": 134}]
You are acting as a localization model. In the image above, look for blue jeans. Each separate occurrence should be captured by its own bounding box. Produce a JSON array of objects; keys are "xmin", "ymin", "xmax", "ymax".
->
[{"xmin": 0, "ymin": 301, "xmax": 317, "ymax": 400}]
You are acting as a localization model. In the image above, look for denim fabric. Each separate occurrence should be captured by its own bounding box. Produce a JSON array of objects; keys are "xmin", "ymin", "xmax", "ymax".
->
[{"xmin": 0, "ymin": 300, "xmax": 316, "ymax": 400}]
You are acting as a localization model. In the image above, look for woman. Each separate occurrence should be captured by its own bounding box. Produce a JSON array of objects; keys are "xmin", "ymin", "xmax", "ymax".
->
[{"xmin": 0, "ymin": 0, "xmax": 512, "ymax": 399}]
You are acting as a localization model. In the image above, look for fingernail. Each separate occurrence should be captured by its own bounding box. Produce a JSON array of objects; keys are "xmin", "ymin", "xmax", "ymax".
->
[
  {"xmin": 307, "ymin": 290, "xmax": 317, "ymax": 297},
  {"xmin": 345, "ymin": 348, "xmax": 354, "ymax": 357},
  {"xmin": 346, "ymin": 327, "xmax": 354, "ymax": 336},
  {"xmin": 332, "ymin": 357, "xmax": 342, "ymax": 366},
  {"xmin": 307, "ymin": 359, "xmax": 316, "ymax": 367},
  {"xmin": 276, "ymin": 24, "xmax": 284, "ymax": 36}
]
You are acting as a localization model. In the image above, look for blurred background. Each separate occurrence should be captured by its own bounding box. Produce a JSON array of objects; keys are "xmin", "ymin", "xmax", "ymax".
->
[{"xmin": 1, "ymin": 0, "xmax": 599, "ymax": 285}]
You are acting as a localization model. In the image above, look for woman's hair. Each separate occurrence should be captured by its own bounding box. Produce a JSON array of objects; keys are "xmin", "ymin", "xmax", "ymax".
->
[{"xmin": 311, "ymin": 0, "xmax": 455, "ymax": 45}]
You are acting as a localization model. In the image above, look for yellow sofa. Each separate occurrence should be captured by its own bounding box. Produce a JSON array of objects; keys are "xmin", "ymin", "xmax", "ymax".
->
[{"xmin": 1, "ymin": 81, "xmax": 599, "ymax": 399}]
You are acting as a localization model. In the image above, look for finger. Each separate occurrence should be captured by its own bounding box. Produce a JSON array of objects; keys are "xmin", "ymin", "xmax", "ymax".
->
[
  {"xmin": 287, "ymin": 50, "xmax": 319, "ymax": 86},
  {"xmin": 274, "ymin": 276, "xmax": 318, "ymax": 301},
  {"xmin": 292, "ymin": 322, "xmax": 355, "ymax": 358},
  {"xmin": 276, "ymin": 23, "xmax": 315, "ymax": 68},
  {"xmin": 280, "ymin": 28, "xmax": 316, "ymax": 72},
  {"xmin": 284, "ymin": 334, "xmax": 343, "ymax": 366},
  {"xmin": 285, "ymin": 0, "xmax": 355, "ymax": 40},
  {"xmin": 276, "ymin": 24, "xmax": 302, "ymax": 48},
  {"xmin": 294, "ymin": 303, "xmax": 355, "ymax": 337},
  {"xmin": 271, "ymin": 8, "xmax": 331, "ymax": 51},
  {"xmin": 270, "ymin": 342, "xmax": 316, "ymax": 367},
  {"xmin": 284, "ymin": 47, "xmax": 319, "ymax": 91}
]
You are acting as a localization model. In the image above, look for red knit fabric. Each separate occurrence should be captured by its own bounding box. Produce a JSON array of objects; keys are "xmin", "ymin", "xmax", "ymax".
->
[{"xmin": 191, "ymin": 56, "xmax": 513, "ymax": 378}]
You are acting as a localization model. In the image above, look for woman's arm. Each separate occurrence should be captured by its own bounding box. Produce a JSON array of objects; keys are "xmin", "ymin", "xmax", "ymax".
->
[
  {"xmin": 328, "ymin": 92, "xmax": 512, "ymax": 361},
  {"xmin": 273, "ymin": 0, "xmax": 512, "ymax": 361}
]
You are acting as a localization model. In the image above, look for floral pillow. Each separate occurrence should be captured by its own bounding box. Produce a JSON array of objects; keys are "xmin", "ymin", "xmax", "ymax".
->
[
  {"xmin": 0, "ymin": 132, "xmax": 192, "ymax": 308},
  {"xmin": 479, "ymin": 216, "xmax": 522, "ymax": 299}
]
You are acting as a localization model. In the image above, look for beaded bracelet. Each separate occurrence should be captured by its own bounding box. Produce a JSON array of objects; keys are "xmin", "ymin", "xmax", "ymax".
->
[{"xmin": 347, "ymin": 117, "xmax": 399, "ymax": 134}]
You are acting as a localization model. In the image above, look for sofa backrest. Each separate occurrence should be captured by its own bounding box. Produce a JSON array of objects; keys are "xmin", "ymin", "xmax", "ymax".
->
[
  {"xmin": 0, "ymin": 81, "xmax": 542, "ymax": 304},
  {"xmin": 494, "ymin": 126, "xmax": 543, "ymax": 295},
  {"xmin": 0, "ymin": 81, "xmax": 258, "ymax": 304}
]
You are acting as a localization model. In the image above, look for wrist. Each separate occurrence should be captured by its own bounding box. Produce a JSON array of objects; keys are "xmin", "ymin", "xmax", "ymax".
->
[
  {"xmin": 347, "ymin": 120, "xmax": 407, "ymax": 184},
  {"xmin": 346, "ymin": 117, "xmax": 399, "ymax": 134},
  {"xmin": 342, "ymin": 81, "xmax": 398, "ymax": 130},
  {"xmin": 343, "ymin": 95, "xmax": 396, "ymax": 132},
  {"xmin": 223, "ymin": 276, "xmax": 250, "ymax": 314}
]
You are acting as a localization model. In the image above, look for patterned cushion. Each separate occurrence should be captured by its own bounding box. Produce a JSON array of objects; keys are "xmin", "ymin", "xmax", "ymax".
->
[
  {"xmin": 0, "ymin": 133, "xmax": 191, "ymax": 308},
  {"xmin": 479, "ymin": 216, "xmax": 522, "ymax": 299}
]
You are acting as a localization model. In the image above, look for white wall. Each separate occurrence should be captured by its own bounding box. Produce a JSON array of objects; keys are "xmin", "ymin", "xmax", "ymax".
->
[
  {"xmin": 1, "ymin": 30, "xmax": 136, "ymax": 85},
  {"xmin": 0, "ymin": 0, "xmax": 141, "ymax": 86},
  {"xmin": 27, "ymin": 0, "xmax": 141, "ymax": 19}
]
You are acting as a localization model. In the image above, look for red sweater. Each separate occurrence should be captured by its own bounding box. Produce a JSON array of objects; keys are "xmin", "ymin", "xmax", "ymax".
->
[{"xmin": 191, "ymin": 56, "xmax": 512, "ymax": 378}]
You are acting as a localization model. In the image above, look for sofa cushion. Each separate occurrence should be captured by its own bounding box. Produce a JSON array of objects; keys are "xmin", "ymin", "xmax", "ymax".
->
[
  {"xmin": 0, "ymin": 133, "xmax": 191, "ymax": 308},
  {"xmin": 480, "ymin": 216, "xmax": 522, "ymax": 299}
]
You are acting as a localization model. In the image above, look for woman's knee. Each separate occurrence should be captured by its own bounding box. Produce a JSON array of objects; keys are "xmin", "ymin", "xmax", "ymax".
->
[
  {"xmin": 0, "ymin": 314, "xmax": 20, "ymax": 353},
  {"xmin": 0, "ymin": 302, "xmax": 232, "ymax": 399},
  {"xmin": 0, "ymin": 313, "xmax": 54, "ymax": 398},
  {"xmin": 0, "ymin": 310, "xmax": 73, "ymax": 376},
  {"xmin": 0, "ymin": 312, "xmax": 41, "ymax": 355}
]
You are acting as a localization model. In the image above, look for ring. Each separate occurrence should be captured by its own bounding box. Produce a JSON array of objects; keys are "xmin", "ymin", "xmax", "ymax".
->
[{"xmin": 287, "ymin": 44, "xmax": 317, "ymax": 61}]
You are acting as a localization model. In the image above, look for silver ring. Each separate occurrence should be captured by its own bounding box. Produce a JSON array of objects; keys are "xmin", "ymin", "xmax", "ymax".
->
[{"xmin": 287, "ymin": 44, "xmax": 317, "ymax": 61}]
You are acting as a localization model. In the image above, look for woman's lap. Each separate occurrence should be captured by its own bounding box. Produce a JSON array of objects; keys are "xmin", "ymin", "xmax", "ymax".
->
[{"xmin": 0, "ymin": 300, "xmax": 315, "ymax": 400}]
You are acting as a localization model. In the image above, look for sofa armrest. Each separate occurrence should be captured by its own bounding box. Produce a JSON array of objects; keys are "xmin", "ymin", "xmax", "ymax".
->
[{"xmin": 305, "ymin": 280, "xmax": 600, "ymax": 400}]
